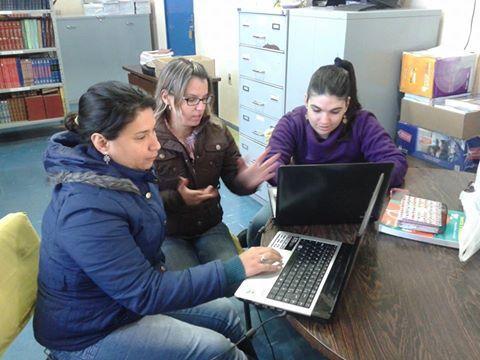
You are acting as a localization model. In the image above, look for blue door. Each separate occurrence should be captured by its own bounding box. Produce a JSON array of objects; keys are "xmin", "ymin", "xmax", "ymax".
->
[{"xmin": 164, "ymin": 0, "xmax": 195, "ymax": 56}]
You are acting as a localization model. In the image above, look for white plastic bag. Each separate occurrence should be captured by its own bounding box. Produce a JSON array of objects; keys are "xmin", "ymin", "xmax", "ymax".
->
[{"xmin": 459, "ymin": 165, "xmax": 480, "ymax": 262}]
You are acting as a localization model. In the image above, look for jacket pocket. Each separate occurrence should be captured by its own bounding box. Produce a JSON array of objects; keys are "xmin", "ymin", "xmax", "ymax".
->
[
  {"xmin": 155, "ymin": 151, "xmax": 185, "ymax": 190},
  {"xmin": 196, "ymin": 142, "xmax": 227, "ymax": 187}
]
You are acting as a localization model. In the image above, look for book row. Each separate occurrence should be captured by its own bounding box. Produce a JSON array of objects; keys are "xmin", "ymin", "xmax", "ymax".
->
[
  {"xmin": 0, "ymin": 17, "xmax": 55, "ymax": 50},
  {"xmin": 0, "ymin": 56, "xmax": 61, "ymax": 88},
  {"xmin": 0, "ymin": 0, "xmax": 50, "ymax": 11},
  {"xmin": 0, "ymin": 90, "xmax": 63, "ymax": 123}
]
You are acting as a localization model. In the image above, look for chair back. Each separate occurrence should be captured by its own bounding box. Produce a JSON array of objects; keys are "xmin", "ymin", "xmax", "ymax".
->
[{"xmin": 0, "ymin": 212, "xmax": 40, "ymax": 356}]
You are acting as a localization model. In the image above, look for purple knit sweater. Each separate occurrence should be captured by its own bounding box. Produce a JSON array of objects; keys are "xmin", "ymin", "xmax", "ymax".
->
[{"xmin": 266, "ymin": 106, "xmax": 407, "ymax": 187}]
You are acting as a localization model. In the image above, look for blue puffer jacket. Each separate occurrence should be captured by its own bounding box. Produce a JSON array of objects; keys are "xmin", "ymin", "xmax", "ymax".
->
[{"xmin": 33, "ymin": 131, "xmax": 244, "ymax": 351}]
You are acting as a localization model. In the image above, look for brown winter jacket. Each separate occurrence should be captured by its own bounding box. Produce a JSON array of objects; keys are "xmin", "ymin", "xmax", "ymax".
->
[{"xmin": 154, "ymin": 116, "xmax": 255, "ymax": 237}]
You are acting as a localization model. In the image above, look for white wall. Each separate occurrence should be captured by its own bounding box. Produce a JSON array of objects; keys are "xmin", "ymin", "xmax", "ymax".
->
[
  {"xmin": 404, "ymin": 0, "xmax": 480, "ymax": 51},
  {"xmin": 53, "ymin": 0, "xmax": 83, "ymax": 15},
  {"xmin": 151, "ymin": 0, "xmax": 167, "ymax": 49},
  {"xmin": 193, "ymin": 1, "xmax": 246, "ymax": 125}
]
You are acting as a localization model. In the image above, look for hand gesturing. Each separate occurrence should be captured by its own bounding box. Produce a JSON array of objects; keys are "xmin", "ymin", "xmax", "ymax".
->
[{"xmin": 177, "ymin": 177, "xmax": 219, "ymax": 206}]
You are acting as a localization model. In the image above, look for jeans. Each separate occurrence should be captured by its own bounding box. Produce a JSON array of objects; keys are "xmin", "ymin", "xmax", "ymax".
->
[
  {"xmin": 49, "ymin": 298, "xmax": 248, "ymax": 360},
  {"xmin": 246, "ymin": 204, "xmax": 272, "ymax": 247},
  {"xmin": 162, "ymin": 222, "xmax": 239, "ymax": 270}
]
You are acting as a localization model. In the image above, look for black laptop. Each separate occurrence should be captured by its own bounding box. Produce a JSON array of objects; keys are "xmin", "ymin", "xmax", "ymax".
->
[
  {"xmin": 235, "ymin": 172, "xmax": 386, "ymax": 320},
  {"xmin": 272, "ymin": 162, "xmax": 393, "ymax": 226}
]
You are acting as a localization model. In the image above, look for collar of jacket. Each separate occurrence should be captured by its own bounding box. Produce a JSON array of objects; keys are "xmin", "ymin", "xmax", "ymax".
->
[
  {"xmin": 50, "ymin": 171, "xmax": 142, "ymax": 195},
  {"xmin": 156, "ymin": 116, "xmax": 210, "ymax": 153}
]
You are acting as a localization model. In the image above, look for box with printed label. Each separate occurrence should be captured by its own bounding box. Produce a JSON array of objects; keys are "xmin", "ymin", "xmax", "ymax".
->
[
  {"xmin": 399, "ymin": 48, "xmax": 477, "ymax": 98},
  {"xmin": 396, "ymin": 122, "xmax": 480, "ymax": 173}
]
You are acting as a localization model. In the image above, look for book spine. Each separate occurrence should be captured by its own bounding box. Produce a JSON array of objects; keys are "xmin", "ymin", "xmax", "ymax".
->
[{"xmin": 15, "ymin": 57, "xmax": 24, "ymax": 87}]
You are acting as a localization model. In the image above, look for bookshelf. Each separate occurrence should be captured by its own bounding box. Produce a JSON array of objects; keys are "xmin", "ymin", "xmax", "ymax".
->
[{"xmin": 0, "ymin": 0, "xmax": 66, "ymax": 133}]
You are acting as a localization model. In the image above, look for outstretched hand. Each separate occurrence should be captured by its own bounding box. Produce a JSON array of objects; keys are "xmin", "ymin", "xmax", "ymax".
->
[
  {"xmin": 177, "ymin": 177, "xmax": 218, "ymax": 206},
  {"xmin": 235, "ymin": 148, "xmax": 281, "ymax": 191}
]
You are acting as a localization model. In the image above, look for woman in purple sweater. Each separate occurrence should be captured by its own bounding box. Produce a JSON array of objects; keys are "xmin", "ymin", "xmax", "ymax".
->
[{"xmin": 247, "ymin": 57, "xmax": 408, "ymax": 246}]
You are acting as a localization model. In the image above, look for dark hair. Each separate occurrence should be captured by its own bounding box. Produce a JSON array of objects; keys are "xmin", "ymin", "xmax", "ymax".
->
[
  {"xmin": 307, "ymin": 58, "xmax": 362, "ymax": 133},
  {"xmin": 154, "ymin": 58, "xmax": 212, "ymax": 120},
  {"xmin": 64, "ymin": 81, "xmax": 156, "ymax": 143}
]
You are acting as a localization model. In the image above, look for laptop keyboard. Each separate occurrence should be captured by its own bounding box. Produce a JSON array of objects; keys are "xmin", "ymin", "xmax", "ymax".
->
[{"xmin": 267, "ymin": 238, "xmax": 336, "ymax": 308}]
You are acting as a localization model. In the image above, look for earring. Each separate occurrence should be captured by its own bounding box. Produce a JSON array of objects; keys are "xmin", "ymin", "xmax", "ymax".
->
[
  {"xmin": 103, "ymin": 153, "xmax": 111, "ymax": 165},
  {"xmin": 342, "ymin": 115, "xmax": 348, "ymax": 124}
]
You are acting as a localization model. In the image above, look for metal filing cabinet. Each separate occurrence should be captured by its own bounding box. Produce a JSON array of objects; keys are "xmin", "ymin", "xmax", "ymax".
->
[
  {"xmin": 238, "ymin": 9, "xmax": 288, "ymax": 203},
  {"xmin": 57, "ymin": 14, "xmax": 151, "ymax": 111},
  {"xmin": 238, "ymin": 8, "xmax": 441, "ymax": 204}
]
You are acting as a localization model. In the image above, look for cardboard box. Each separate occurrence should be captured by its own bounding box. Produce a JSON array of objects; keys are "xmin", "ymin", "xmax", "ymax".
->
[
  {"xmin": 152, "ymin": 55, "xmax": 216, "ymax": 79},
  {"xmin": 396, "ymin": 122, "xmax": 480, "ymax": 173},
  {"xmin": 400, "ymin": 98, "xmax": 480, "ymax": 139},
  {"xmin": 134, "ymin": 0, "xmax": 151, "ymax": 14},
  {"xmin": 400, "ymin": 48, "xmax": 477, "ymax": 98}
]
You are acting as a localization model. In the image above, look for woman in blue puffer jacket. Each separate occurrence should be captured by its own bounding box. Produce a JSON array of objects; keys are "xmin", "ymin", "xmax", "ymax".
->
[{"xmin": 34, "ymin": 81, "xmax": 282, "ymax": 360}]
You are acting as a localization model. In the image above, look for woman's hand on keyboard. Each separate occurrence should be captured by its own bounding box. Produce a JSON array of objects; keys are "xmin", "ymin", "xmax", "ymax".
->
[{"xmin": 239, "ymin": 247, "xmax": 283, "ymax": 277}]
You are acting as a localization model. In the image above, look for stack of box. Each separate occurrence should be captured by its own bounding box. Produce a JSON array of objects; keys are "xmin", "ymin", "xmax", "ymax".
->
[
  {"xmin": 397, "ymin": 47, "xmax": 480, "ymax": 173},
  {"xmin": 83, "ymin": 1, "xmax": 135, "ymax": 16},
  {"xmin": 134, "ymin": 0, "xmax": 150, "ymax": 14}
]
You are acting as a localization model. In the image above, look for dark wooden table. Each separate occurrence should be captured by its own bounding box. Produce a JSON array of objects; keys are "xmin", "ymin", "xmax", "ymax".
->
[
  {"xmin": 122, "ymin": 65, "xmax": 221, "ymax": 115},
  {"xmin": 262, "ymin": 168, "xmax": 479, "ymax": 360}
]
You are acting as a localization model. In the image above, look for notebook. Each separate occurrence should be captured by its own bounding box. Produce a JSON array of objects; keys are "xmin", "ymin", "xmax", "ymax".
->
[
  {"xmin": 397, "ymin": 194, "xmax": 447, "ymax": 233},
  {"xmin": 235, "ymin": 173, "xmax": 386, "ymax": 320},
  {"xmin": 271, "ymin": 162, "xmax": 393, "ymax": 226}
]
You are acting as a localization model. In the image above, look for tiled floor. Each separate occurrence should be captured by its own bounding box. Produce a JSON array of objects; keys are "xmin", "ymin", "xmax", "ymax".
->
[{"xmin": 0, "ymin": 127, "xmax": 321, "ymax": 360}]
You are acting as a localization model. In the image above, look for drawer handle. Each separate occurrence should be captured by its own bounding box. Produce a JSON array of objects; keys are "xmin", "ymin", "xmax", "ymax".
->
[
  {"xmin": 252, "ymin": 34, "xmax": 266, "ymax": 39},
  {"xmin": 126, "ymin": 22, "xmax": 134, "ymax": 26},
  {"xmin": 241, "ymin": 143, "xmax": 249, "ymax": 150},
  {"xmin": 252, "ymin": 100, "xmax": 265, "ymax": 107},
  {"xmin": 272, "ymin": 23, "xmax": 281, "ymax": 30},
  {"xmin": 66, "ymin": 25, "xmax": 77, "ymax": 30},
  {"xmin": 252, "ymin": 69, "xmax": 265, "ymax": 74},
  {"xmin": 242, "ymin": 85, "xmax": 250, "ymax": 92},
  {"xmin": 241, "ymin": 56, "xmax": 250, "ymax": 61},
  {"xmin": 241, "ymin": 23, "xmax": 251, "ymax": 27},
  {"xmin": 253, "ymin": 130, "xmax": 264, "ymax": 136},
  {"xmin": 270, "ymin": 96, "xmax": 279, "ymax": 102},
  {"xmin": 96, "ymin": 16, "xmax": 105, "ymax": 21},
  {"xmin": 242, "ymin": 115, "xmax": 250, "ymax": 122}
]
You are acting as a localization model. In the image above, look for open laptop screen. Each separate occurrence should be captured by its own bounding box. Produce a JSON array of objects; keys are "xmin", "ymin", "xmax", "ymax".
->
[{"xmin": 275, "ymin": 162, "xmax": 393, "ymax": 226}]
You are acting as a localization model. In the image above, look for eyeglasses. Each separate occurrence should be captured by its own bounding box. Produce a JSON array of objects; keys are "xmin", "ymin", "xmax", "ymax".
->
[{"xmin": 183, "ymin": 95, "xmax": 214, "ymax": 106}]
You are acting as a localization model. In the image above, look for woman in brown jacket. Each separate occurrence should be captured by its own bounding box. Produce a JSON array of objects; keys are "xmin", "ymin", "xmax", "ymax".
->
[{"xmin": 154, "ymin": 58, "xmax": 279, "ymax": 271}]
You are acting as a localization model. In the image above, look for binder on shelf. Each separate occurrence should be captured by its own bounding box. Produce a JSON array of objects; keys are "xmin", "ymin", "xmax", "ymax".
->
[
  {"xmin": 43, "ymin": 93, "xmax": 64, "ymax": 118},
  {"xmin": 25, "ymin": 95, "xmax": 46, "ymax": 120}
]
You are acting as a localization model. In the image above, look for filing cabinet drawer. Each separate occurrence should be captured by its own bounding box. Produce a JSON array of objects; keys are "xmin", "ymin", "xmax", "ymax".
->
[
  {"xmin": 239, "ymin": 78, "xmax": 285, "ymax": 120},
  {"xmin": 239, "ymin": 107, "xmax": 277, "ymax": 146},
  {"xmin": 239, "ymin": 134, "xmax": 268, "ymax": 202},
  {"xmin": 239, "ymin": 12, "xmax": 287, "ymax": 52},
  {"xmin": 239, "ymin": 45, "xmax": 286, "ymax": 87}
]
